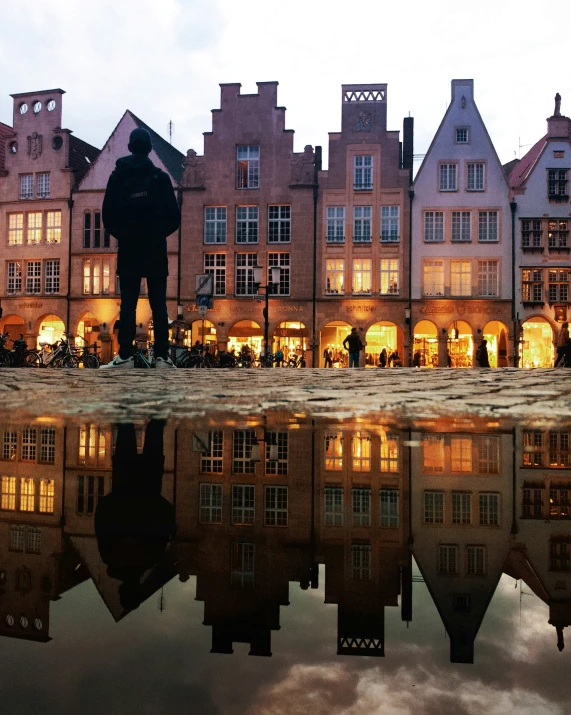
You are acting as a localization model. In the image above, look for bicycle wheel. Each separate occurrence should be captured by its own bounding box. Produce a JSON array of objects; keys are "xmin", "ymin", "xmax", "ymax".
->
[
  {"xmin": 78, "ymin": 355, "xmax": 99, "ymax": 369},
  {"xmin": 24, "ymin": 351, "xmax": 42, "ymax": 368},
  {"xmin": 0, "ymin": 350, "xmax": 13, "ymax": 367},
  {"xmin": 62, "ymin": 355, "xmax": 78, "ymax": 368}
]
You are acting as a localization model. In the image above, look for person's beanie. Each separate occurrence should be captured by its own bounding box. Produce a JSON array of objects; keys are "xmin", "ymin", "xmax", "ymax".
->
[{"xmin": 128, "ymin": 128, "xmax": 152, "ymax": 155}]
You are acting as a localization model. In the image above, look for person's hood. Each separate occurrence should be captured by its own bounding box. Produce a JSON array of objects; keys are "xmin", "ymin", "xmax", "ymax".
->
[{"xmin": 113, "ymin": 154, "xmax": 156, "ymax": 176}]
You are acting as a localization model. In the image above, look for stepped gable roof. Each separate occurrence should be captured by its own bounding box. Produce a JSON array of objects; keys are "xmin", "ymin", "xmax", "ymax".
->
[
  {"xmin": 0, "ymin": 120, "xmax": 13, "ymax": 172},
  {"xmin": 68, "ymin": 134, "xmax": 100, "ymax": 186},
  {"xmin": 509, "ymin": 135, "xmax": 547, "ymax": 189},
  {"xmin": 130, "ymin": 111, "xmax": 185, "ymax": 183}
]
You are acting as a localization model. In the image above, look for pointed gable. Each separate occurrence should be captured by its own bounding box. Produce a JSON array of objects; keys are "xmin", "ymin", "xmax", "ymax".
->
[{"xmin": 508, "ymin": 135, "xmax": 548, "ymax": 190}]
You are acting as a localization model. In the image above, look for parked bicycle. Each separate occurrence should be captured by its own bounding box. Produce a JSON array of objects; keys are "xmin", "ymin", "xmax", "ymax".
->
[{"xmin": 72, "ymin": 335, "xmax": 100, "ymax": 369}]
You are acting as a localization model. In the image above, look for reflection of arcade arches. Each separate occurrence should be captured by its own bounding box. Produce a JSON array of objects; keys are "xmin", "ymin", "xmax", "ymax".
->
[
  {"xmin": 228, "ymin": 320, "xmax": 263, "ymax": 356},
  {"xmin": 35, "ymin": 314, "xmax": 65, "ymax": 348},
  {"xmin": 0, "ymin": 314, "xmax": 25, "ymax": 341},
  {"xmin": 446, "ymin": 320, "xmax": 473, "ymax": 368},
  {"xmin": 319, "ymin": 321, "xmax": 352, "ymax": 367},
  {"xmin": 413, "ymin": 320, "xmax": 438, "ymax": 367},
  {"xmin": 521, "ymin": 317, "xmax": 554, "ymax": 368},
  {"xmin": 273, "ymin": 321, "xmax": 308, "ymax": 359},
  {"xmin": 365, "ymin": 322, "xmax": 399, "ymax": 367},
  {"xmin": 483, "ymin": 320, "xmax": 509, "ymax": 368}
]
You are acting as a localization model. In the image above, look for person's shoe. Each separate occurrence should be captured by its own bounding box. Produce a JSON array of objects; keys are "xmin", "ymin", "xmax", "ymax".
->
[
  {"xmin": 155, "ymin": 356, "xmax": 176, "ymax": 369},
  {"xmin": 100, "ymin": 354, "xmax": 135, "ymax": 369}
]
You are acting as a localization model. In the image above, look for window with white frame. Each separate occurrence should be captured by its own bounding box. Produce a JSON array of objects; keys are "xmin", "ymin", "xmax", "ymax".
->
[
  {"xmin": 204, "ymin": 207, "xmax": 227, "ymax": 244},
  {"xmin": 548, "ymin": 269, "xmax": 569, "ymax": 302},
  {"xmin": 204, "ymin": 254, "xmax": 226, "ymax": 296},
  {"xmin": 20, "ymin": 478, "xmax": 35, "ymax": 512},
  {"xmin": 235, "ymin": 253, "xmax": 258, "ymax": 296},
  {"xmin": 423, "ymin": 260, "xmax": 444, "ymax": 296},
  {"xmin": 231, "ymin": 542, "xmax": 255, "ymax": 587},
  {"xmin": 451, "ymin": 437, "xmax": 472, "ymax": 472},
  {"xmin": 451, "ymin": 260, "xmax": 472, "ymax": 297},
  {"xmin": 325, "ymin": 259, "xmax": 344, "ymax": 295},
  {"xmin": 439, "ymin": 164, "xmax": 457, "ymax": 191},
  {"xmin": 476, "ymin": 436, "xmax": 500, "ymax": 474},
  {"xmin": 76, "ymin": 475, "xmax": 105, "ymax": 515},
  {"xmin": 27, "ymin": 212, "xmax": 42, "ymax": 244},
  {"xmin": 354, "ymin": 155, "xmax": 373, "ymax": 190},
  {"xmin": 352, "ymin": 433, "xmax": 371, "ymax": 471},
  {"xmin": 83, "ymin": 211, "xmax": 109, "ymax": 249},
  {"xmin": 83, "ymin": 258, "xmax": 110, "ymax": 295},
  {"xmin": 21, "ymin": 428, "xmax": 36, "ymax": 461},
  {"xmin": 352, "ymin": 258, "xmax": 372, "ymax": 295},
  {"xmin": 1, "ymin": 476, "xmax": 16, "ymax": 510},
  {"xmin": 10, "ymin": 525, "xmax": 25, "ymax": 551},
  {"xmin": 352, "ymin": 487, "xmax": 371, "ymax": 527},
  {"xmin": 380, "ymin": 206, "xmax": 400, "ymax": 242},
  {"xmin": 39, "ymin": 428, "xmax": 55, "ymax": 463},
  {"xmin": 8, "ymin": 213, "xmax": 23, "ymax": 245},
  {"xmin": 522, "ymin": 269, "xmax": 543, "ymax": 302},
  {"xmin": 467, "ymin": 545, "xmax": 486, "ymax": 575},
  {"xmin": 424, "ymin": 211, "xmax": 444, "ymax": 242},
  {"xmin": 3, "ymin": 430, "xmax": 17, "ymax": 461},
  {"xmin": 20, "ymin": 174, "xmax": 33, "ymax": 199},
  {"xmin": 78, "ymin": 425, "xmax": 107, "ymax": 466},
  {"xmin": 521, "ymin": 219, "xmax": 543, "ymax": 248},
  {"xmin": 455, "ymin": 127, "xmax": 469, "ymax": 144},
  {"xmin": 477, "ymin": 260, "xmax": 499, "ymax": 297},
  {"xmin": 324, "ymin": 486, "xmax": 344, "ymax": 526},
  {"xmin": 199, "ymin": 483, "xmax": 223, "ymax": 524},
  {"xmin": 231, "ymin": 484, "xmax": 255, "ymax": 525},
  {"xmin": 379, "ymin": 488, "xmax": 399, "ymax": 527},
  {"xmin": 326, "ymin": 207, "xmax": 345, "ymax": 243},
  {"xmin": 380, "ymin": 430, "xmax": 399, "ymax": 472},
  {"xmin": 467, "ymin": 163, "xmax": 485, "ymax": 191},
  {"xmin": 523, "ymin": 486, "xmax": 544, "ymax": 518},
  {"xmin": 478, "ymin": 211, "xmax": 498, "ymax": 242},
  {"xmin": 438, "ymin": 545, "xmax": 458, "ymax": 574},
  {"xmin": 423, "ymin": 436, "xmax": 444, "ymax": 472},
  {"xmin": 7, "ymin": 261, "xmax": 22, "ymax": 294},
  {"xmin": 236, "ymin": 145, "xmax": 260, "ymax": 189},
  {"xmin": 265, "ymin": 432, "xmax": 288, "ymax": 475},
  {"xmin": 236, "ymin": 206, "xmax": 259, "ymax": 243},
  {"xmin": 380, "ymin": 258, "xmax": 399, "ymax": 295},
  {"xmin": 39, "ymin": 479, "xmax": 54, "ymax": 514},
  {"xmin": 523, "ymin": 430, "xmax": 544, "ymax": 467},
  {"xmin": 452, "ymin": 211, "xmax": 471, "ymax": 242},
  {"xmin": 550, "ymin": 431, "xmax": 571, "ymax": 467},
  {"xmin": 268, "ymin": 205, "xmax": 291, "ymax": 243},
  {"xmin": 264, "ymin": 485, "xmax": 288, "ymax": 526},
  {"xmin": 325, "ymin": 433, "xmax": 343, "ymax": 470},
  {"xmin": 353, "ymin": 206, "xmax": 372, "ymax": 242},
  {"xmin": 548, "ymin": 220, "xmax": 569, "ymax": 248},
  {"xmin": 268, "ymin": 253, "xmax": 290, "ymax": 295},
  {"xmin": 44, "ymin": 260, "xmax": 60, "ymax": 294},
  {"xmin": 46, "ymin": 211, "xmax": 61, "ymax": 243},
  {"xmin": 200, "ymin": 431, "xmax": 223, "ymax": 473},
  {"xmin": 452, "ymin": 492, "xmax": 471, "ymax": 524},
  {"xmin": 479, "ymin": 493, "xmax": 499, "ymax": 525},
  {"xmin": 424, "ymin": 491, "xmax": 444, "ymax": 523},
  {"xmin": 232, "ymin": 429, "xmax": 256, "ymax": 473},
  {"xmin": 548, "ymin": 169, "xmax": 568, "ymax": 198},
  {"xmin": 351, "ymin": 543, "xmax": 371, "ymax": 579},
  {"xmin": 37, "ymin": 173, "xmax": 50, "ymax": 198}
]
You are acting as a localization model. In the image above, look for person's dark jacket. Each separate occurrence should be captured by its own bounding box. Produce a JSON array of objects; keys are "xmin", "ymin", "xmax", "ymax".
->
[
  {"xmin": 102, "ymin": 155, "xmax": 180, "ymax": 277},
  {"xmin": 343, "ymin": 332, "xmax": 363, "ymax": 353}
]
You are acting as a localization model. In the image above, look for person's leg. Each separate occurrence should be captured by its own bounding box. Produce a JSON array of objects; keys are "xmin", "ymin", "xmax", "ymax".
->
[
  {"xmin": 555, "ymin": 346, "xmax": 565, "ymax": 367},
  {"xmin": 147, "ymin": 276, "xmax": 169, "ymax": 360},
  {"xmin": 112, "ymin": 423, "xmax": 138, "ymax": 494},
  {"xmin": 118, "ymin": 275, "xmax": 141, "ymax": 359},
  {"xmin": 141, "ymin": 419, "xmax": 165, "ymax": 495}
]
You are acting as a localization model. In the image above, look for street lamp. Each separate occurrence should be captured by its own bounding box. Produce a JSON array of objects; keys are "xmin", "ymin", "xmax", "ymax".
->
[{"xmin": 253, "ymin": 265, "xmax": 281, "ymax": 367}]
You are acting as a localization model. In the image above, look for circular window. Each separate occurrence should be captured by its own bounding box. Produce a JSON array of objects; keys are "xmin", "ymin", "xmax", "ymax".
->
[
  {"xmin": 19, "ymin": 103, "xmax": 28, "ymax": 115},
  {"xmin": 5, "ymin": 615, "xmax": 14, "ymax": 626},
  {"xmin": 20, "ymin": 616, "xmax": 28, "ymax": 628},
  {"xmin": 9, "ymin": 141, "xmax": 17, "ymax": 154},
  {"xmin": 47, "ymin": 99, "xmax": 56, "ymax": 112},
  {"xmin": 52, "ymin": 136, "xmax": 63, "ymax": 151},
  {"xmin": 33, "ymin": 102, "xmax": 42, "ymax": 114},
  {"xmin": 34, "ymin": 618, "xmax": 43, "ymax": 630}
]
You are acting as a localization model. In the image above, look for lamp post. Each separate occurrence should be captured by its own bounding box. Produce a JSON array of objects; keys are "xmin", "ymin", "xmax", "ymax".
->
[{"xmin": 253, "ymin": 265, "xmax": 281, "ymax": 367}]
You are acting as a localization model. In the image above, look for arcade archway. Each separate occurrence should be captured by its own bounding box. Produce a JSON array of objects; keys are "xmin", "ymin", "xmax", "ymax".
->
[
  {"xmin": 228, "ymin": 320, "xmax": 263, "ymax": 358},
  {"xmin": 76, "ymin": 313, "xmax": 100, "ymax": 346},
  {"xmin": 365, "ymin": 322, "xmax": 399, "ymax": 367},
  {"xmin": 273, "ymin": 321, "xmax": 308, "ymax": 363},
  {"xmin": 0, "ymin": 314, "xmax": 25, "ymax": 341},
  {"xmin": 521, "ymin": 318, "xmax": 554, "ymax": 368},
  {"xmin": 413, "ymin": 320, "xmax": 438, "ymax": 367},
  {"xmin": 447, "ymin": 320, "xmax": 473, "ymax": 368},
  {"xmin": 483, "ymin": 320, "xmax": 509, "ymax": 368},
  {"xmin": 319, "ymin": 321, "xmax": 352, "ymax": 367},
  {"xmin": 35, "ymin": 314, "xmax": 65, "ymax": 348}
]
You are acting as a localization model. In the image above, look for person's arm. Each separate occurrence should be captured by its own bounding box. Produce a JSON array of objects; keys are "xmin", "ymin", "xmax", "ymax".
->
[
  {"xmin": 158, "ymin": 174, "xmax": 181, "ymax": 237},
  {"xmin": 102, "ymin": 172, "xmax": 123, "ymax": 239}
]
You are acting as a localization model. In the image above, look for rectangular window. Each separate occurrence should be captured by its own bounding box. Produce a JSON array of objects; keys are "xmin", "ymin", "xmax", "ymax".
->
[
  {"xmin": 478, "ymin": 211, "xmax": 498, "ymax": 242},
  {"xmin": 380, "ymin": 206, "xmax": 400, "ymax": 242},
  {"xmin": 25, "ymin": 261, "xmax": 41, "ymax": 294},
  {"xmin": 451, "ymin": 437, "xmax": 472, "ymax": 472},
  {"xmin": 8, "ymin": 213, "xmax": 24, "ymax": 245},
  {"xmin": 423, "ymin": 260, "xmax": 444, "ymax": 296},
  {"xmin": 467, "ymin": 163, "xmax": 485, "ymax": 191},
  {"xmin": 3, "ymin": 431, "xmax": 17, "ymax": 461},
  {"xmin": 379, "ymin": 488, "xmax": 399, "ymax": 527},
  {"xmin": 21, "ymin": 428, "xmax": 37, "ymax": 461},
  {"xmin": 325, "ymin": 433, "xmax": 343, "ymax": 470},
  {"xmin": 479, "ymin": 493, "xmax": 499, "ymax": 526},
  {"xmin": 548, "ymin": 169, "xmax": 568, "ymax": 197},
  {"xmin": 548, "ymin": 270, "xmax": 569, "ymax": 303},
  {"xmin": 351, "ymin": 543, "xmax": 371, "ymax": 580},
  {"xmin": 76, "ymin": 475, "xmax": 105, "ymax": 515},
  {"xmin": 380, "ymin": 258, "xmax": 399, "ymax": 295},
  {"xmin": 44, "ymin": 260, "xmax": 60, "ymax": 294},
  {"xmin": 324, "ymin": 486, "xmax": 344, "ymax": 526},
  {"xmin": 204, "ymin": 254, "xmax": 226, "ymax": 296},
  {"xmin": 352, "ymin": 258, "xmax": 372, "ymax": 295},
  {"xmin": 27, "ymin": 212, "xmax": 42, "ymax": 244},
  {"xmin": 37, "ymin": 172, "xmax": 50, "ymax": 198},
  {"xmin": 264, "ymin": 485, "xmax": 288, "ymax": 526},
  {"xmin": 354, "ymin": 155, "xmax": 373, "ymax": 190},
  {"xmin": 549, "ymin": 487, "xmax": 571, "ymax": 519},
  {"xmin": 440, "ymin": 163, "xmax": 457, "ymax": 191},
  {"xmin": 451, "ymin": 211, "xmax": 471, "ymax": 242},
  {"xmin": 20, "ymin": 174, "xmax": 33, "ymax": 200},
  {"xmin": 438, "ymin": 545, "xmax": 458, "ymax": 574},
  {"xmin": 232, "ymin": 429, "xmax": 256, "ymax": 473},
  {"xmin": 268, "ymin": 205, "xmax": 291, "ymax": 243},
  {"xmin": 456, "ymin": 127, "xmax": 469, "ymax": 143},
  {"xmin": 424, "ymin": 211, "xmax": 444, "ymax": 242},
  {"xmin": 522, "ymin": 269, "xmax": 543, "ymax": 302},
  {"xmin": 10, "ymin": 525, "xmax": 25, "ymax": 551},
  {"xmin": 235, "ymin": 254, "xmax": 258, "ymax": 296},
  {"xmin": 265, "ymin": 432, "xmax": 288, "ymax": 475},
  {"xmin": 268, "ymin": 253, "xmax": 290, "ymax": 296},
  {"xmin": 352, "ymin": 487, "xmax": 371, "ymax": 527},
  {"xmin": 550, "ymin": 432, "xmax": 571, "ymax": 468},
  {"xmin": 83, "ymin": 212, "xmax": 91, "ymax": 248},
  {"xmin": 352, "ymin": 433, "xmax": 371, "ymax": 471},
  {"xmin": 424, "ymin": 491, "xmax": 444, "ymax": 523},
  {"xmin": 46, "ymin": 211, "xmax": 61, "ymax": 244},
  {"xmin": 83, "ymin": 259, "xmax": 91, "ymax": 295},
  {"xmin": 93, "ymin": 211, "xmax": 101, "ymax": 248},
  {"xmin": 467, "ymin": 545, "xmax": 486, "ymax": 575},
  {"xmin": 548, "ymin": 220, "xmax": 569, "ymax": 248},
  {"xmin": 200, "ymin": 431, "xmax": 223, "ymax": 473},
  {"xmin": 1, "ymin": 476, "xmax": 16, "ymax": 510},
  {"xmin": 7, "ymin": 261, "xmax": 22, "ymax": 294},
  {"xmin": 523, "ymin": 487, "xmax": 544, "ymax": 519},
  {"xmin": 325, "ymin": 259, "xmax": 344, "ymax": 295},
  {"xmin": 423, "ymin": 436, "xmax": 444, "ymax": 472},
  {"xmin": 522, "ymin": 219, "xmax": 543, "ymax": 248},
  {"xmin": 20, "ymin": 478, "xmax": 35, "ymax": 512},
  {"xmin": 353, "ymin": 206, "xmax": 372, "ymax": 242},
  {"xmin": 452, "ymin": 493, "xmax": 471, "ymax": 524},
  {"xmin": 204, "ymin": 207, "xmax": 227, "ymax": 244},
  {"xmin": 326, "ymin": 207, "xmax": 345, "ymax": 243},
  {"xmin": 231, "ymin": 542, "xmax": 255, "ymax": 587},
  {"xmin": 236, "ymin": 206, "xmax": 259, "ymax": 244},
  {"xmin": 232, "ymin": 484, "xmax": 256, "ymax": 525},
  {"xmin": 39, "ymin": 479, "xmax": 55, "ymax": 514},
  {"xmin": 27, "ymin": 527, "xmax": 41, "ymax": 554},
  {"xmin": 199, "ymin": 483, "xmax": 223, "ymax": 524},
  {"xmin": 78, "ymin": 425, "xmax": 107, "ymax": 466},
  {"xmin": 451, "ymin": 260, "xmax": 472, "ymax": 297},
  {"xmin": 550, "ymin": 539, "xmax": 571, "ymax": 572},
  {"xmin": 39, "ymin": 428, "xmax": 55, "ymax": 463},
  {"xmin": 236, "ymin": 145, "xmax": 260, "ymax": 189},
  {"xmin": 380, "ymin": 430, "xmax": 399, "ymax": 472},
  {"xmin": 523, "ymin": 430, "xmax": 543, "ymax": 467},
  {"xmin": 478, "ymin": 260, "xmax": 499, "ymax": 297},
  {"xmin": 477, "ymin": 436, "xmax": 500, "ymax": 474}
]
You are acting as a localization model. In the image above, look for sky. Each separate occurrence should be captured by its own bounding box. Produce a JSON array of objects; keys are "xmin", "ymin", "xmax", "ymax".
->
[{"xmin": 1, "ymin": 0, "xmax": 570, "ymax": 172}]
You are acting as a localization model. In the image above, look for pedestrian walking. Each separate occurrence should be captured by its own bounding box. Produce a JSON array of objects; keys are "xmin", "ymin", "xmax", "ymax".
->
[
  {"xmin": 378, "ymin": 348, "xmax": 387, "ymax": 368},
  {"xmin": 343, "ymin": 327, "xmax": 363, "ymax": 368},
  {"xmin": 475, "ymin": 339, "xmax": 491, "ymax": 368},
  {"xmin": 101, "ymin": 127, "xmax": 180, "ymax": 369},
  {"xmin": 413, "ymin": 350, "xmax": 421, "ymax": 368},
  {"xmin": 554, "ymin": 322, "xmax": 570, "ymax": 367},
  {"xmin": 275, "ymin": 348, "xmax": 284, "ymax": 367},
  {"xmin": 323, "ymin": 345, "xmax": 333, "ymax": 368}
]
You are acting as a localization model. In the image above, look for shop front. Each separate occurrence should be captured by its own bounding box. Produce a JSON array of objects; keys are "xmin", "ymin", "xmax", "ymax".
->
[
  {"xmin": 228, "ymin": 320, "xmax": 264, "ymax": 359},
  {"xmin": 364, "ymin": 321, "xmax": 399, "ymax": 367},
  {"xmin": 483, "ymin": 320, "xmax": 509, "ymax": 368},
  {"xmin": 521, "ymin": 317, "xmax": 554, "ymax": 368},
  {"xmin": 413, "ymin": 320, "xmax": 439, "ymax": 367},
  {"xmin": 0, "ymin": 314, "xmax": 25, "ymax": 342},
  {"xmin": 446, "ymin": 320, "xmax": 473, "ymax": 368},
  {"xmin": 36, "ymin": 314, "xmax": 65, "ymax": 348},
  {"xmin": 188, "ymin": 319, "xmax": 217, "ymax": 349},
  {"xmin": 273, "ymin": 321, "xmax": 308, "ymax": 363},
  {"xmin": 77, "ymin": 313, "xmax": 100, "ymax": 346},
  {"xmin": 319, "ymin": 321, "xmax": 352, "ymax": 367}
]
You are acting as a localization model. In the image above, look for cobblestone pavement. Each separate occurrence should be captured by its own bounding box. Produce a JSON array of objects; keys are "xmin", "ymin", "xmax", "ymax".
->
[{"xmin": 0, "ymin": 367, "xmax": 570, "ymax": 425}]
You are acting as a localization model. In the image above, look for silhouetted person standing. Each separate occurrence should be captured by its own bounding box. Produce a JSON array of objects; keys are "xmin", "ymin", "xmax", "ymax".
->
[
  {"xmin": 102, "ymin": 128, "xmax": 180, "ymax": 369},
  {"xmin": 343, "ymin": 327, "xmax": 363, "ymax": 368},
  {"xmin": 476, "ymin": 339, "xmax": 491, "ymax": 368}
]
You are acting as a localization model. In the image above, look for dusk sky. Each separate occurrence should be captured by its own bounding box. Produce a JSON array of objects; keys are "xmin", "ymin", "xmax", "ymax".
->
[{"xmin": 2, "ymin": 0, "xmax": 570, "ymax": 170}]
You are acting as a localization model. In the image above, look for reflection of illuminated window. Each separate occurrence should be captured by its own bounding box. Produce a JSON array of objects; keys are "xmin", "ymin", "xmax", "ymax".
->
[
  {"xmin": 232, "ymin": 430, "xmax": 256, "ymax": 474},
  {"xmin": 265, "ymin": 432, "xmax": 288, "ymax": 475},
  {"xmin": 199, "ymin": 483, "xmax": 222, "ymax": 524},
  {"xmin": 351, "ymin": 543, "xmax": 371, "ymax": 580},
  {"xmin": 324, "ymin": 486, "xmax": 344, "ymax": 526},
  {"xmin": 39, "ymin": 480, "xmax": 54, "ymax": 514},
  {"xmin": 438, "ymin": 545, "xmax": 457, "ymax": 574},
  {"xmin": 352, "ymin": 487, "xmax": 371, "ymax": 526},
  {"xmin": 550, "ymin": 432, "xmax": 571, "ymax": 467},
  {"xmin": 550, "ymin": 487, "xmax": 571, "ymax": 519},
  {"xmin": 467, "ymin": 546, "xmax": 486, "ymax": 575},
  {"xmin": 200, "ymin": 431, "xmax": 223, "ymax": 473},
  {"xmin": 231, "ymin": 542, "xmax": 254, "ymax": 587},
  {"xmin": 451, "ymin": 437, "xmax": 472, "ymax": 473},
  {"xmin": 380, "ymin": 431, "xmax": 399, "ymax": 472},
  {"xmin": 452, "ymin": 492, "xmax": 471, "ymax": 524},
  {"xmin": 1, "ymin": 477, "xmax": 16, "ymax": 510},
  {"xmin": 424, "ymin": 491, "xmax": 444, "ymax": 523},
  {"xmin": 20, "ymin": 478, "xmax": 35, "ymax": 512},
  {"xmin": 422, "ymin": 436, "xmax": 444, "ymax": 472},
  {"xmin": 352, "ymin": 433, "xmax": 371, "ymax": 471},
  {"xmin": 78, "ymin": 425, "xmax": 107, "ymax": 466},
  {"xmin": 479, "ymin": 493, "xmax": 499, "ymax": 525},
  {"xmin": 231, "ymin": 484, "xmax": 255, "ymax": 525},
  {"xmin": 477, "ymin": 436, "xmax": 499, "ymax": 474},
  {"xmin": 264, "ymin": 486, "xmax": 288, "ymax": 526},
  {"xmin": 325, "ymin": 433, "xmax": 343, "ymax": 470},
  {"xmin": 523, "ymin": 431, "xmax": 543, "ymax": 467},
  {"xmin": 379, "ymin": 489, "xmax": 399, "ymax": 527}
]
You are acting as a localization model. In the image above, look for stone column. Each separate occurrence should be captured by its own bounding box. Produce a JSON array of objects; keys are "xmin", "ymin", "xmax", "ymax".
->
[{"xmin": 437, "ymin": 333, "xmax": 449, "ymax": 368}]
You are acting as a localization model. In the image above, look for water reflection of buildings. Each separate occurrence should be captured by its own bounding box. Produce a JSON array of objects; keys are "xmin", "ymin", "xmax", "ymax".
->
[{"xmin": 0, "ymin": 416, "xmax": 569, "ymax": 660}]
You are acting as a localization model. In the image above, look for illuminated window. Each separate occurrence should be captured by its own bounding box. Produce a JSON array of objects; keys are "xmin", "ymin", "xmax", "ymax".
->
[
  {"xmin": 380, "ymin": 430, "xmax": 399, "ymax": 472},
  {"xmin": 8, "ymin": 213, "xmax": 24, "ymax": 245},
  {"xmin": 423, "ymin": 260, "xmax": 444, "ymax": 296},
  {"xmin": 324, "ymin": 486, "xmax": 344, "ymax": 526},
  {"xmin": 27, "ymin": 212, "xmax": 42, "ymax": 244},
  {"xmin": 423, "ymin": 436, "xmax": 444, "ymax": 472},
  {"xmin": 352, "ymin": 433, "xmax": 371, "ymax": 471},
  {"xmin": 451, "ymin": 437, "xmax": 472, "ymax": 473},
  {"xmin": 200, "ymin": 431, "xmax": 223, "ymax": 473},
  {"xmin": 523, "ymin": 430, "xmax": 543, "ymax": 466},
  {"xmin": 78, "ymin": 425, "xmax": 108, "ymax": 466},
  {"xmin": 549, "ymin": 486, "xmax": 571, "ymax": 520},
  {"xmin": 477, "ymin": 436, "xmax": 499, "ymax": 474},
  {"xmin": 264, "ymin": 485, "xmax": 288, "ymax": 526},
  {"xmin": 380, "ymin": 259, "xmax": 399, "ymax": 295},
  {"xmin": 352, "ymin": 487, "xmax": 371, "ymax": 526},
  {"xmin": 39, "ymin": 480, "xmax": 54, "ymax": 514},
  {"xmin": 199, "ymin": 483, "xmax": 222, "ymax": 524},
  {"xmin": 352, "ymin": 258, "xmax": 372, "ymax": 295},
  {"xmin": 1, "ymin": 476, "xmax": 16, "ymax": 510},
  {"xmin": 46, "ymin": 211, "xmax": 61, "ymax": 244},
  {"xmin": 20, "ymin": 478, "xmax": 35, "ymax": 512},
  {"xmin": 231, "ymin": 484, "xmax": 255, "ymax": 525},
  {"xmin": 325, "ymin": 433, "xmax": 343, "ymax": 470},
  {"xmin": 325, "ymin": 259, "xmax": 344, "ymax": 294},
  {"xmin": 450, "ymin": 261, "xmax": 472, "ymax": 297}
]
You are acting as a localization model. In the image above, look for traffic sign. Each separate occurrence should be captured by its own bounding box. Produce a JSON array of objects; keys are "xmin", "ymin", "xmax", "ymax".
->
[
  {"xmin": 197, "ymin": 295, "xmax": 209, "ymax": 307},
  {"xmin": 197, "ymin": 305, "xmax": 208, "ymax": 316},
  {"xmin": 195, "ymin": 274, "xmax": 214, "ymax": 296}
]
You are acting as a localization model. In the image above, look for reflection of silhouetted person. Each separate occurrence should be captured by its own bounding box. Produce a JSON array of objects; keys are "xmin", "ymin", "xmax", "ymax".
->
[{"xmin": 95, "ymin": 420, "xmax": 175, "ymax": 611}]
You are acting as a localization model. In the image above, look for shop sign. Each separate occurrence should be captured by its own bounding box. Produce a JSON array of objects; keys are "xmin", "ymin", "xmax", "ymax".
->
[
  {"xmin": 17, "ymin": 302, "xmax": 43, "ymax": 309},
  {"xmin": 275, "ymin": 328, "xmax": 308, "ymax": 337},
  {"xmin": 343, "ymin": 304, "xmax": 376, "ymax": 313}
]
